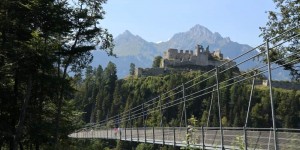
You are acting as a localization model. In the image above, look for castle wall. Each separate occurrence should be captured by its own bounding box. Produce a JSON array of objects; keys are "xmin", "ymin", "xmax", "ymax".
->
[
  {"xmin": 135, "ymin": 67, "xmax": 166, "ymax": 77},
  {"xmin": 262, "ymin": 80, "xmax": 300, "ymax": 90},
  {"xmin": 195, "ymin": 53, "xmax": 208, "ymax": 66},
  {"xmin": 166, "ymin": 49, "xmax": 178, "ymax": 59},
  {"xmin": 135, "ymin": 68, "xmax": 143, "ymax": 77},
  {"xmin": 161, "ymin": 44, "xmax": 236, "ymax": 70},
  {"xmin": 136, "ymin": 44, "xmax": 240, "ymax": 77}
]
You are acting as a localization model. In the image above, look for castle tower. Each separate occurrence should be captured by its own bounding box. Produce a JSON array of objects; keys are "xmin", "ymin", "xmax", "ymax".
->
[
  {"xmin": 206, "ymin": 45, "xmax": 210, "ymax": 54},
  {"xmin": 195, "ymin": 44, "xmax": 201, "ymax": 56},
  {"xmin": 164, "ymin": 48, "xmax": 178, "ymax": 59}
]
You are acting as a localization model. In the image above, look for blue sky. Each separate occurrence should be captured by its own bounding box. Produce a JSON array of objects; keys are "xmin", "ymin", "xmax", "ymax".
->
[{"xmin": 101, "ymin": 0, "xmax": 276, "ymax": 47}]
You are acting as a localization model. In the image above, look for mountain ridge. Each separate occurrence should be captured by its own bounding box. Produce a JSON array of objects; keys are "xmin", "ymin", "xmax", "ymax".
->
[{"xmin": 91, "ymin": 24, "xmax": 288, "ymax": 80}]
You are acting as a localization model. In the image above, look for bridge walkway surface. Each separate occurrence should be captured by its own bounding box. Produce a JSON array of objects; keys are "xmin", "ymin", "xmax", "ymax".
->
[{"xmin": 69, "ymin": 127, "xmax": 300, "ymax": 149}]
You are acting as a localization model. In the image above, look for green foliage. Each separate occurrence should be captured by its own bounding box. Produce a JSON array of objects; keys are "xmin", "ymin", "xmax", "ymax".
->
[
  {"xmin": 181, "ymin": 115, "xmax": 199, "ymax": 150},
  {"xmin": 129, "ymin": 63, "xmax": 135, "ymax": 76},
  {"xmin": 221, "ymin": 116, "xmax": 229, "ymax": 127},
  {"xmin": 72, "ymin": 65, "xmax": 299, "ymax": 149},
  {"xmin": 231, "ymin": 136, "xmax": 245, "ymax": 150},
  {"xmin": 116, "ymin": 140, "xmax": 133, "ymax": 150},
  {"xmin": 152, "ymin": 56, "xmax": 163, "ymax": 68},
  {"xmin": 136, "ymin": 143, "xmax": 154, "ymax": 150},
  {"xmin": 0, "ymin": 0, "xmax": 113, "ymax": 149},
  {"xmin": 61, "ymin": 139, "xmax": 113, "ymax": 150},
  {"xmin": 188, "ymin": 115, "xmax": 198, "ymax": 127},
  {"xmin": 161, "ymin": 145, "xmax": 177, "ymax": 150},
  {"xmin": 260, "ymin": 0, "xmax": 300, "ymax": 81},
  {"xmin": 77, "ymin": 68, "xmax": 300, "ymax": 129}
]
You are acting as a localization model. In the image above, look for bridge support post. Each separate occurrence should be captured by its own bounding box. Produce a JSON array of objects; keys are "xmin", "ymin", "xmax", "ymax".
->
[
  {"xmin": 130, "ymin": 110, "xmax": 132, "ymax": 142},
  {"xmin": 162, "ymin": 126, "xmax": 165, "ymax": 145},
  {"xmin": 106, "ymin": 127, "xmax": 108, "ymax": 139},
  {"xmin": 207, "ymin": 88, "xmax": 214, "ymax": 127},
  {"xmin": 144, "ymin": 127, "xmax": 146, "ymax": 143},
  {"xmin": 182, "ymin": 83, "xmax": 189, "ymax": 146},
  {"xmin": 119, "ymin": 128, "xmax": 121, "ymax": 141},
  {"xmin": 85, "ymin": 129, "xmax": 87, "ymax": 138},
  {"xmin": 266, "ymin": 39, "xmax": 278, "ymax": 150},
  {"xmin": 159, "ymin": 95, "xmax": 165, "ymax": 146},
  {"xmin": 152, "ymin": 126, "xmax": 155, "ymax": 145},
  {"xmin": 244, "ymin": 126, "xmax": 248, "ymax": 150},
  {"xmin": 173, "ymin": 127, "xmax": 176, "ymax": 147},
  {"xmin": 137, "ymin": 127, "xmax": 139, "ymax": 142},
  {"xmin": 106, "ymin": 115, "xmax": 108, "ymax": 139},
  {"xmin": 142, "ymin": 104, "xmax": 146, "ymax": 143},
  {"xmin": 182, "ymin": 84, "xmax": 187, "ymax": 128},
  {"xmin": 118, "ymin": 114, "xmax": 121, "ymax": 140},
  {"xmin": 159, "ymin": 96, "xmax": 163, "ymax": 127},
  {"xmin": 202, "ymin": 126, "xmax": 205, "ymax": 150},
  {"xmin": 215, "ymin": 67, "xmax": 225, "ymax": 150},
  {"xmin": 92, "ymin": 127, "xmax": 94, "ymax": 139}
]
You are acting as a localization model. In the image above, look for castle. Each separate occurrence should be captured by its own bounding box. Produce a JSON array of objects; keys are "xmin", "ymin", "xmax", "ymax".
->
[
  {"xmin": 135, "ymin": 45, "xmax": 236, "ymax": 77},
  {"xmin": 161, "ymin": 44, "xmax": 235, "ymax": 68}
]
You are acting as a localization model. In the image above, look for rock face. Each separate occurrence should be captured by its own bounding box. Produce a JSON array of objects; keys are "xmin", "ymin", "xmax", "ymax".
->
[{"xmin": 113, "ymin": 30, "xmax": 158, "ymax": 59}]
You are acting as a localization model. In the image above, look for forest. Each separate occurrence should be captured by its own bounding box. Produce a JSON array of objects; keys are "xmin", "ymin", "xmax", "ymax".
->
[
  {"xmin": 71, "ymin": 64, "xmax": 299, "ymax": 149},
  {"xmin": 0, "ymin": 0, "xmax": 114, "ymax": 149}
]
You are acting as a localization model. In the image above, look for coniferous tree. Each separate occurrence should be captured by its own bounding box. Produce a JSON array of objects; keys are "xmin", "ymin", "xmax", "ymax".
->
[
  {"xmin": 129, "ymin": 63, "xmax": 135, "ymax": 76},
  {"xmin": 0, "ymin": 0, "xmax": 114, "ymax": 149},
  {"xmin": 152, "ymin": 56, "xmax": 162, "ymax": 68}
]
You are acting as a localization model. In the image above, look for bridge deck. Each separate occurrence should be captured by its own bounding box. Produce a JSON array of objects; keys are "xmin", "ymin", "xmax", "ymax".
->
[{"xmin": 69, "ymin": 127, "xmax": 299, "ymax": 149}]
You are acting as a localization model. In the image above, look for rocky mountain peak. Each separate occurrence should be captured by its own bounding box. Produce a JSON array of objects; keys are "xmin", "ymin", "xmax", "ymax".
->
[
  {"xmin": 116, "ymin": 30, "xmax": 140, "ymax": 40},
  {"xmin": 104, "ymin": 24, "xmax": 254, "ymax": 78},
  {"xmin": 189, "ymin": 24, "xmax": 213, "ymax": 35}
]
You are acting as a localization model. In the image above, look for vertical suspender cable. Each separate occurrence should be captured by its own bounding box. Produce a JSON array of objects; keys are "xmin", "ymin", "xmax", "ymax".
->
[
  {"xmin": 206, "ymin": 88, "xmax": 214, "ymax": 127},
  {"xmin": 244, "ymin": 71, "xmax": 256, "ymax": 150},
  {"xmin": 245, "ymin": 71, "xmax": 256, "ymax": 127},
  {"xmin": 159, "ymin": 96, "xmax": 163, "ymax": 127},
  {"xmin": 266, "ymin": 39, "xmax": 278, "ymax": 150},
  {"xmin": 183, "ymin": 84, "xmax": 187, "ymax": 128},
  {"xmin": 215, "ymin": 67, "xmax": 224, "ymax": 150}
]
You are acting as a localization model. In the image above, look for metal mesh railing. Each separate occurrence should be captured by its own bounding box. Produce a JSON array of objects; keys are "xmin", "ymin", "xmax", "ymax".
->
[{"xmin": 69, "ymin": 127, "xmax": 300, "ymax": 149}]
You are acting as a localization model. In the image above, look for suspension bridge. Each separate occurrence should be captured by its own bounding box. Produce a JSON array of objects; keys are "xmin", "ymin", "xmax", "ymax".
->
[{"xmin": 69, "ymin": 27, "xmax": 300, "ymax": 149}]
